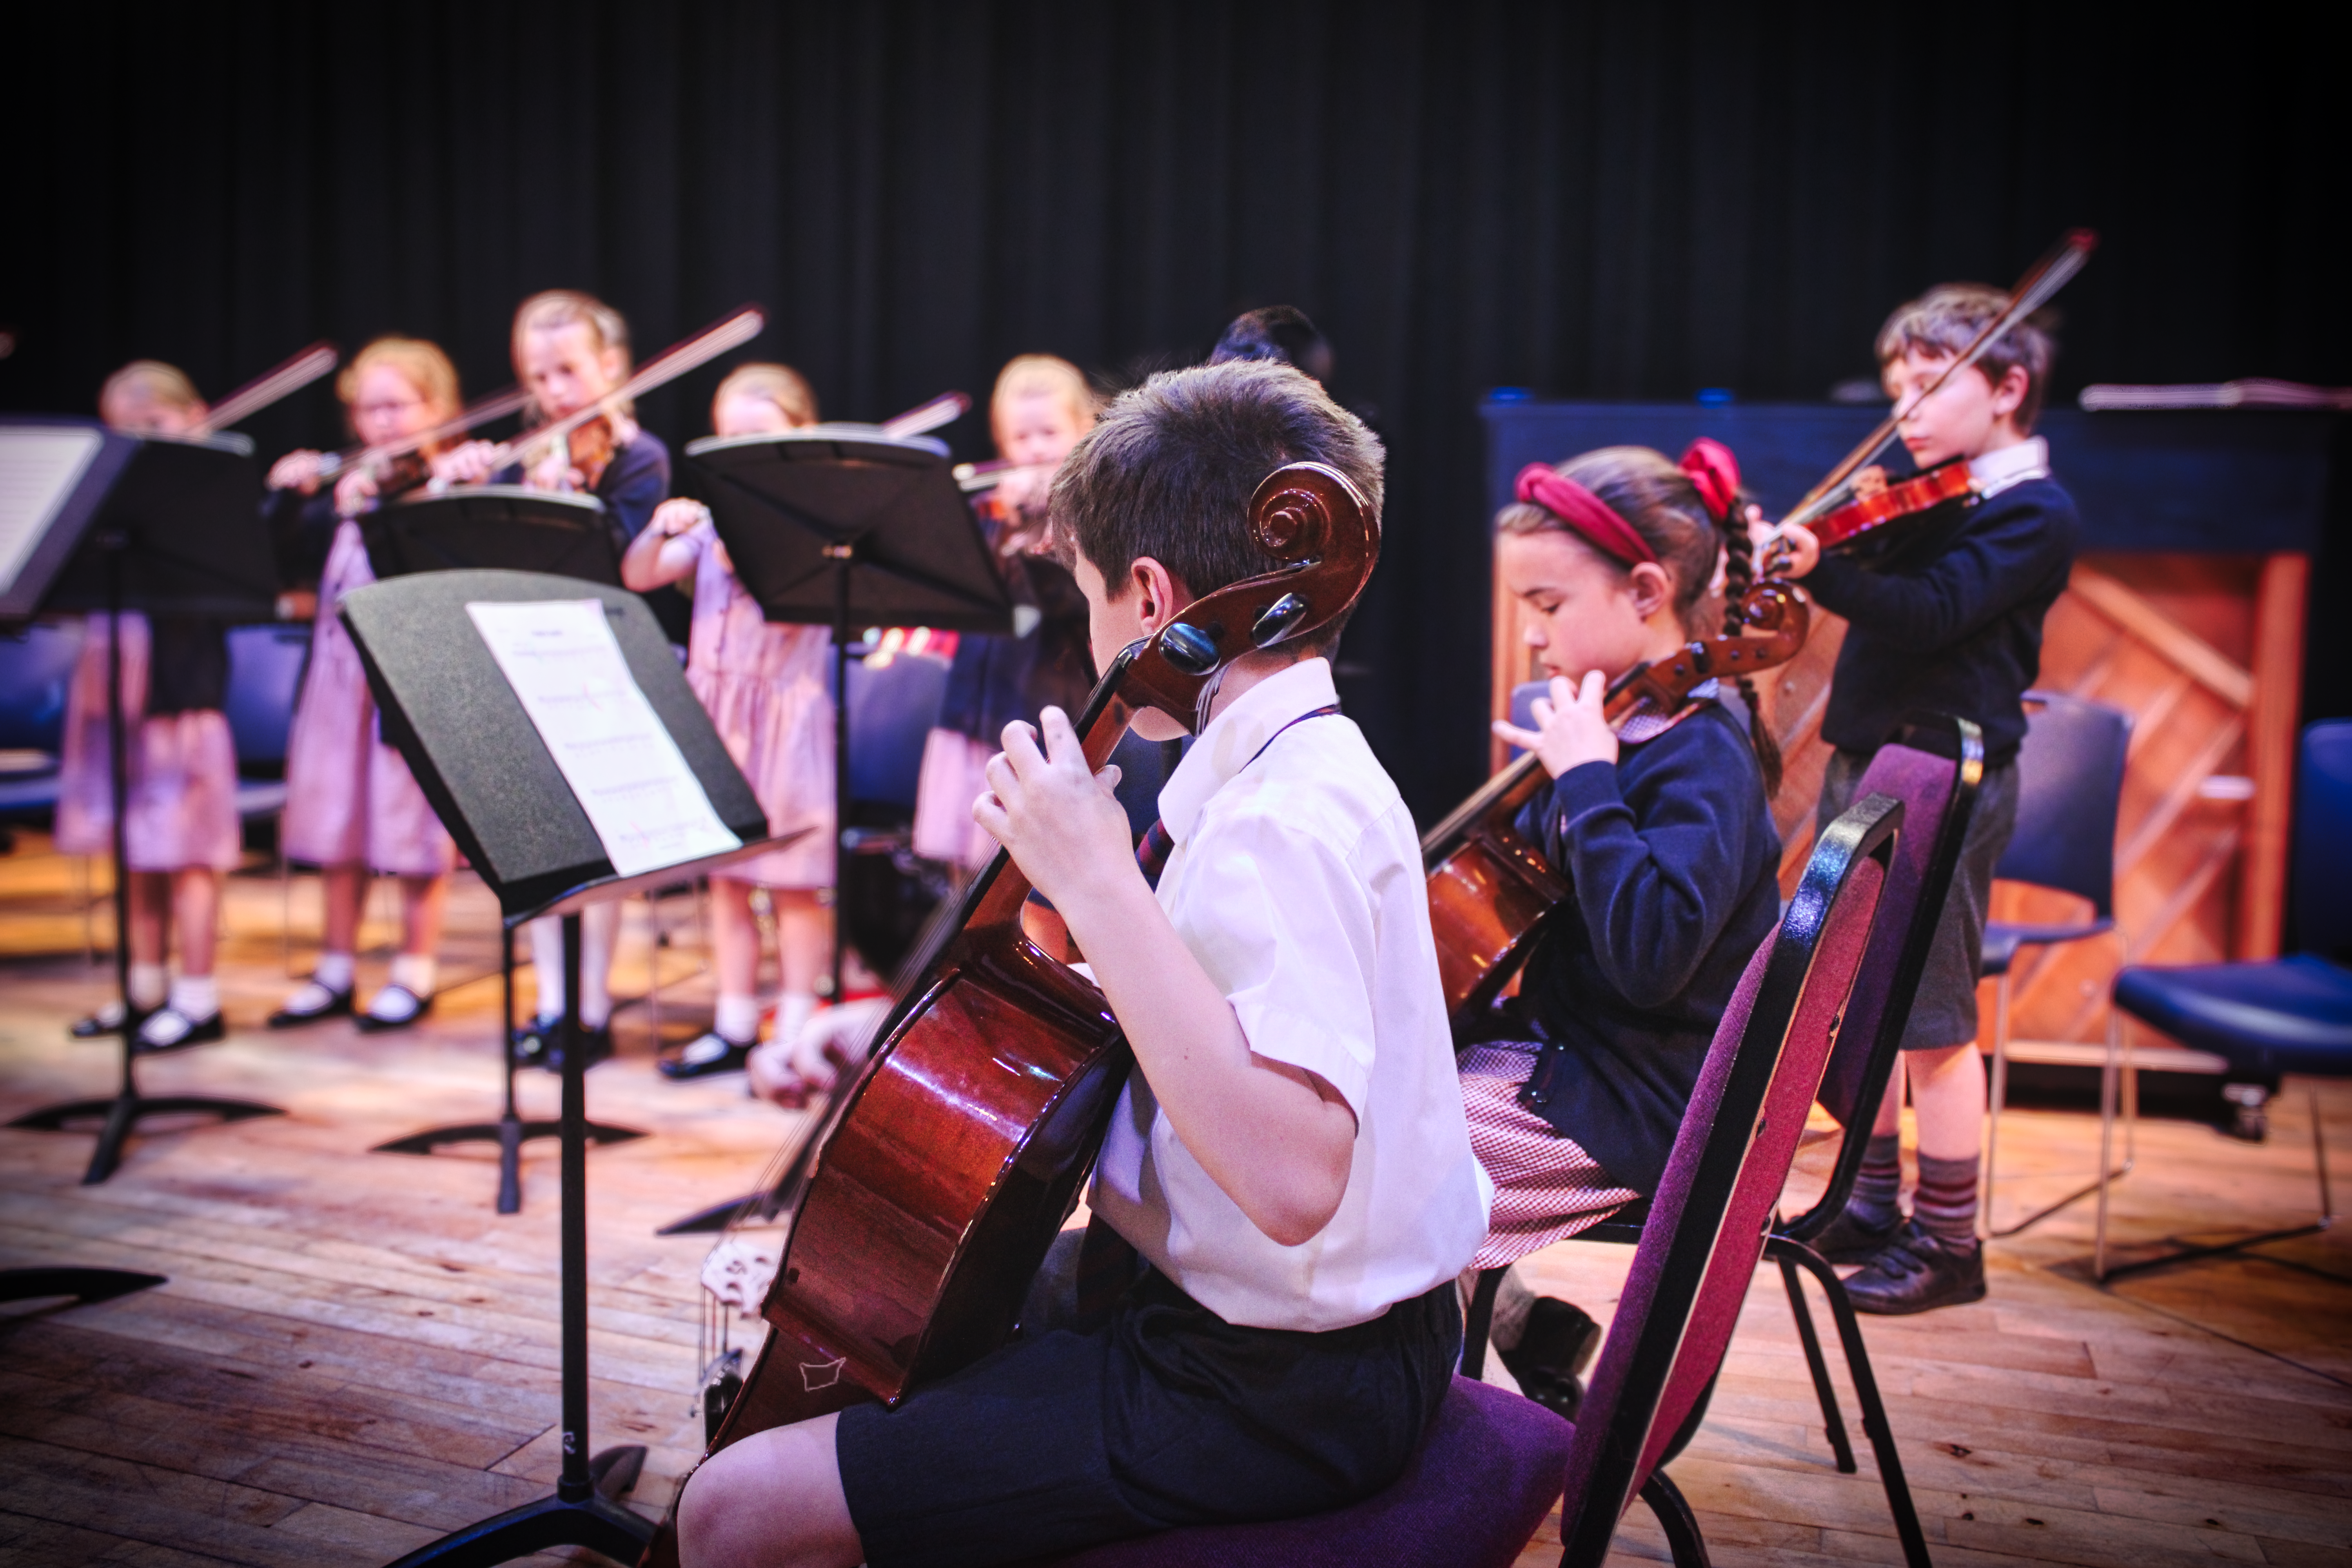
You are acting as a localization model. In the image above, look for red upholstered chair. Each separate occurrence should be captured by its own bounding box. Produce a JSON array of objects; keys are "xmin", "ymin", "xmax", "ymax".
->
[{"xmin": 1030, "ymin": 794, "xmax": 1901, "ymax": 1568}]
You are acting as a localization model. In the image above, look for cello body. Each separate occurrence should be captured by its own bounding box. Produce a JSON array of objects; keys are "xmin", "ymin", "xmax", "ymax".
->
[
  {"xmin": 648, "ymin": 463, "xmax": 1378, "ymax": 1563},
  {"xmin": 1422, "ymin": 581, "xmax": 1811, "ymax": 1034}
]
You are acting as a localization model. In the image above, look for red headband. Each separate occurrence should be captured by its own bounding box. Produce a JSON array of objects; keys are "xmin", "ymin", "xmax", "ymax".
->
[
  {"xmin": 1677, "ymin": 437, "xmax": 1741, "ymax": 524},
  {"xmin": 1514, "ymin": 463, "xmax": 1659, "ymax": 568}
]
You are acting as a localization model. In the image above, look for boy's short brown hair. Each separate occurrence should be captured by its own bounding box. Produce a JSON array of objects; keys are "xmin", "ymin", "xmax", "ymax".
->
[
  {"xmin": 1049, "ymin": 361, "xmax": 1384, "ymax": 653},
  {"xmin": 1875, "ymin": 283, "xmax": 2058, "ymax": 431}
]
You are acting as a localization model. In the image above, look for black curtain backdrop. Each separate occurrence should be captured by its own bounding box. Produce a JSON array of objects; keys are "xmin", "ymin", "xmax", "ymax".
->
[{"xmin": 4, "ymin": 2, "xmax": 2343, "ymax": 819}]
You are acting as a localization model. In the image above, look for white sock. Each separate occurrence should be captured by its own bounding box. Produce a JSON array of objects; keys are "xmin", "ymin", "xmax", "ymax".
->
[
  {"xmin": 713, "ymin": 993, "xmax": 760, "ymax": 1045},
  {"xmin": 169, "ymin": 973, "xmax": 219, "ymax": 1021},
  {"xmin": 530, "ymin": 917, "xmax": 566, "ymax": 1022},
  {"xmin": 389, "ymin": 954, "xmax": 437, "ymax": 997},
  {"xmin": 579, "ymin": 902, "xmax": 616, "ymax": 1030},
  {"xmin": 313, "ymin": 951, "xmax": 356, "ymax": 992},
  {"xmin": 777, "ymin": 992, "xmax": 818, "ymax": 1051},
  {"xmin": 128, "ymin": 962, "xmax": 169, "ymax": 1010}
]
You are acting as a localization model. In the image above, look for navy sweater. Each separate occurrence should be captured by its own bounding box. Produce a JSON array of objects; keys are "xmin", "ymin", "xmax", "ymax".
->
[
  {"xmin": 1805, "ymin": 477, "xmax": 2080, "ymax": 765},
  {"xmin": 1515, "ymin": 702, "xmax": 1782, "ymax": 1195}
]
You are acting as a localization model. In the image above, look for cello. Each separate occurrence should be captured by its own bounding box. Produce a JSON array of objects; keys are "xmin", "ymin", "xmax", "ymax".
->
[
  {"xmin": 644, "ymin": 459, "xmax": 1379, "ymax": 1564},
  {"xmin": 1421, "ymin": 579, "xmax": 1811, "ymax": 1033}
]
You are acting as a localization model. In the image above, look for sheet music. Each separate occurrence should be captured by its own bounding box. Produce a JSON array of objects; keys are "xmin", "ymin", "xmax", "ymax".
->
[
  {"xmin": 0, "ymin": 426, "xmax": 104, "ymax": 599},
  {"xmin": 466, "ymin": 599, "xmax": 741, "ymax": 878}
]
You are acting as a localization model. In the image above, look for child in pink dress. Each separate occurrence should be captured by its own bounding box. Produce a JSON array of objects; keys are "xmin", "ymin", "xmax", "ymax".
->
[
  {"xmin": 621, "ymin": 363, "xmax": 837, "ymax": 1079},
  {"xmin": 911, "ymin": 354, "xmax": 1097, "ymax": 870},
  {"xmin": 263, "ymin": 338, "xmax": 465, "ymax": 1032},
  {"xmin": 58, "ymin": 363, "xmax": 243, "ymax": 1051}
]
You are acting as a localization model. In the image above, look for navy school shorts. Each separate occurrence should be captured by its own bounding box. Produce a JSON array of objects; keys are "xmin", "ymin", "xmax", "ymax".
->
[{"xmin": 834, "ymin": 1236, "xmax": 1462, "ymax": 1568}]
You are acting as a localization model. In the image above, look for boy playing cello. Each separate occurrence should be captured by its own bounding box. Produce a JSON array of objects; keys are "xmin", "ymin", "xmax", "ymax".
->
[{"xmin": 677, "ymin": 360, "xmax": 1488, "ymax": 1568}]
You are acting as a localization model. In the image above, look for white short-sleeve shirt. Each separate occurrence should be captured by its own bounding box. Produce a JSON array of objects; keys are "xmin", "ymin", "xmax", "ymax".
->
[{"xmin": 1086, "ymin": 657, "xmax": 1494, "ymax": 1332}]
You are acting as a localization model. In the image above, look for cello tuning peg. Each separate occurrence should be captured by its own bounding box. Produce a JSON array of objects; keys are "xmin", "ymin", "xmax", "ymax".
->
[
  {"xmin": 1250, "ymin": 593, "xmax": 1310, "ymax": 649},
  {"xmin": 1160, "ymin": 622, "xmax": 1220, "ymax": 675}
]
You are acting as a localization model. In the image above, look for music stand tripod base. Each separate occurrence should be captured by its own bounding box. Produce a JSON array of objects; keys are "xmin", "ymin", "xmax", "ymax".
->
[
  {"xmin": 373, "ymin": 930, "xmax": 643, "ymax": 1216},
  {"xmin": 10, "ymin": 1089, "xmax": 285, "ymax": 1187}
]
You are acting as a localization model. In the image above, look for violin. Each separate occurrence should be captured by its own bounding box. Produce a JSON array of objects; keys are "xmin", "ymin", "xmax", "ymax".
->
[
  {"xmin": 1421, "ymin": 579, "xmax": 1810, "ymax": 1033},
  {"xmin": 316, "ymin": 383, "xmax": 535, "ymax": 503},
  {"xmin": 642, "ymin": 462, "xmax": 1379, "ymax": 1565},
  {"xmin": 457, "ymin": 304, "xmax": 767, "ymax": 494},
  {"xmin": 1774, "ymin": 228, "xmax": 2095, "ymax": 551},
  {"xmin": 1805, "ymin": 458, "xmax": 1976, "ymax": 552}
]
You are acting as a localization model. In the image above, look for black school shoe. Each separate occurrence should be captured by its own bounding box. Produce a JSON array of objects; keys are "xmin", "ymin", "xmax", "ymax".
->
[
  {"xmin": 541, "ymin": 1024, "xmax": 614, "ymax": 1074},
  {"xmin": 1806, "ymin": 1199, "xmax": 1904, "ymax": 1265},
  {"xmin": 657, "ymin": 1031, "xmax": 755, "ymax": 1081},
  {"xmin": 1843, "ymin": 1220, "xmax": 1987, "ymax": 1316},
  {"xmin": 354, "ymin": 984, "xmax": 432, "ymax": 1034},
  {"xmin": 132, "ymin": 1006, "xmax": 227, "ymax": 1054},
  {"xmin": 268, "ymin": 981, "xmax": 355, "ymax": 1030},
  {"xmin": 69, "ymin": 1000, "xmax": 135, "ymax": 1039},
  {"xmin": 1497, "ymin": 1296, "xmax": 1602, "ymax": 1421}
]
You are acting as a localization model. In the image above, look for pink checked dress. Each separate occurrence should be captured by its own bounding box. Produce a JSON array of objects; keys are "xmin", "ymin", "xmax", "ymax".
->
[
  {"xmin": 53, "ymin": 613, "xmax": 241, "ymax": 873},
  {"xmin": 278, "ymin": 520, "xmax": 456, "ymax": 875},
  {"xmin": 681, "ymin": 518, "xmax": 835, "ymax": 889}
]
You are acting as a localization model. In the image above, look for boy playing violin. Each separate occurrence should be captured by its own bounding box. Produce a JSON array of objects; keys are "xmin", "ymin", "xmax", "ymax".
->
[
  {"xmin": 677, "ymin": 360, "xmax": 1490, "ymax": 1568},
  {"xmin": 1774, "ymin": 284, "xmax": 2080, "ymax": 1314}
]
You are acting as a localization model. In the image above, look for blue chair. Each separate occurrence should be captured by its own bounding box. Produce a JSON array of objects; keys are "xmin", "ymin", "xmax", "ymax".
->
[
  {"xmin": 224, "ymin": 623, "xmax": 311, "ymax": 823},
  {"xmin": 1981, "ymin": 690, "xmax": 2134, "ymax": 1238},
  {"xmin": 0, "ymin": 620, "xmax": 85, "ymax": 824},
  {"xmin": 844, "ymin": 649, "xmax": 948, "ymax": 813},
  {"xmin": 2105, "ymin": 720, "xmax": 2352, "ymax": 1279}
]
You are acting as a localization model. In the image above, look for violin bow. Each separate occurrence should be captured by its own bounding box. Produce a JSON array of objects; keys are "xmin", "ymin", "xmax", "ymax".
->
[
  {"xmin": 317, "ymin": 383, "xmax": 534, "ymax": 480},
  {"xmin": 492, "ymin": 303, "xmax": 767, "ymax": 473},
  {"xmin": 880, "ymin": 390, "xmax": 970, "ymax": 440},
  {"xmin": 189, "ymin": 341, "xmax": 340, "ymax": 437},
  {"xmin": 1779, "ymin": 228, "xmax": 2097, "ymax": 535}
]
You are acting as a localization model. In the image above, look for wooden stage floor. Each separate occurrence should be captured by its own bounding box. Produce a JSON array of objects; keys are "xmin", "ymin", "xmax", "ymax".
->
[{"xmin": 1, "ymin": 843, "xmax": 2347, "ymax": 1566}]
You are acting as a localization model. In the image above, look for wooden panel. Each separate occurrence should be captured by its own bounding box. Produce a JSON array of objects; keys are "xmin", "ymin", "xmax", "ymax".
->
[{"xmin": 1485, "ymin": 551, "xmax": 2310, "ymax": 1052}]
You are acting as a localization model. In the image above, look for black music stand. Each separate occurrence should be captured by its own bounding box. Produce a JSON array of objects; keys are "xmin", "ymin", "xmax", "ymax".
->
[
  {"xmin": 655, "ymin": 432, "xmax": 1011, "ymax": 1237},
  {"xmin": 356, "ymin": 491, "xmax": 630, "ymax": 1211},
  {"xmin": 341, "ymin": 569, "xmax": 787, "ymax": 1566},
  {"xmin": 0, "ymin": 418, "xmax": 285, "ymax": 1183},
  {"xmin": 361, "ymin": 485, "xmax": 625, "ymax": 584},
  {"xmin": 685, "ymin": 428, "xmax": 1013, "ymax": 1002}
]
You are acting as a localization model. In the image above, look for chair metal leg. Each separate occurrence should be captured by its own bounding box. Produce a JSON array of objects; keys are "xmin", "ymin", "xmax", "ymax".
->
[
  {"xmin": 1765, "ymin": 1237, "xmax": 1934, "ymax": 1568},
  {"xmin": 1982, "ymin": 971, "xmax": 2012, "ymax": 1238},
  {"xmin": 2096, "ymin": 1009, "xmax": 2120, "ymax": 1277},
  {"xmin": 1636, "ymin": 1470, "xmax": 1712, "ymax": 1568},
  {"xmin": 1991, "ymin": 948, "xmax": 2132, "ymax": 1240},
  {"xmin": 1777, "ymin": 1250, "xmax": 1857, "ymax": 1474},
  {"xmin": 2097, "ymin": 1087, "xmax": 2337, "ymax": 1283},
  {"xmin": 2316, "ymin": 1087, "xmax": 2336, "ymax": 1222},
  {"xmin": 1460, "ymin": 1266, "xmax": 1504, "ymax": 1380}
]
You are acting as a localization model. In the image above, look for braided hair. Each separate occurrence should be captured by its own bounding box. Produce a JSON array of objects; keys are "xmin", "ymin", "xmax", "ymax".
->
[
  {"xmin": 1713, "ymin": 494, "xmax": 1784, "ymax": 797},
  {"xmin": 1498, "ymin": 441, "xmax": 1782, "ymax": 796}
]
